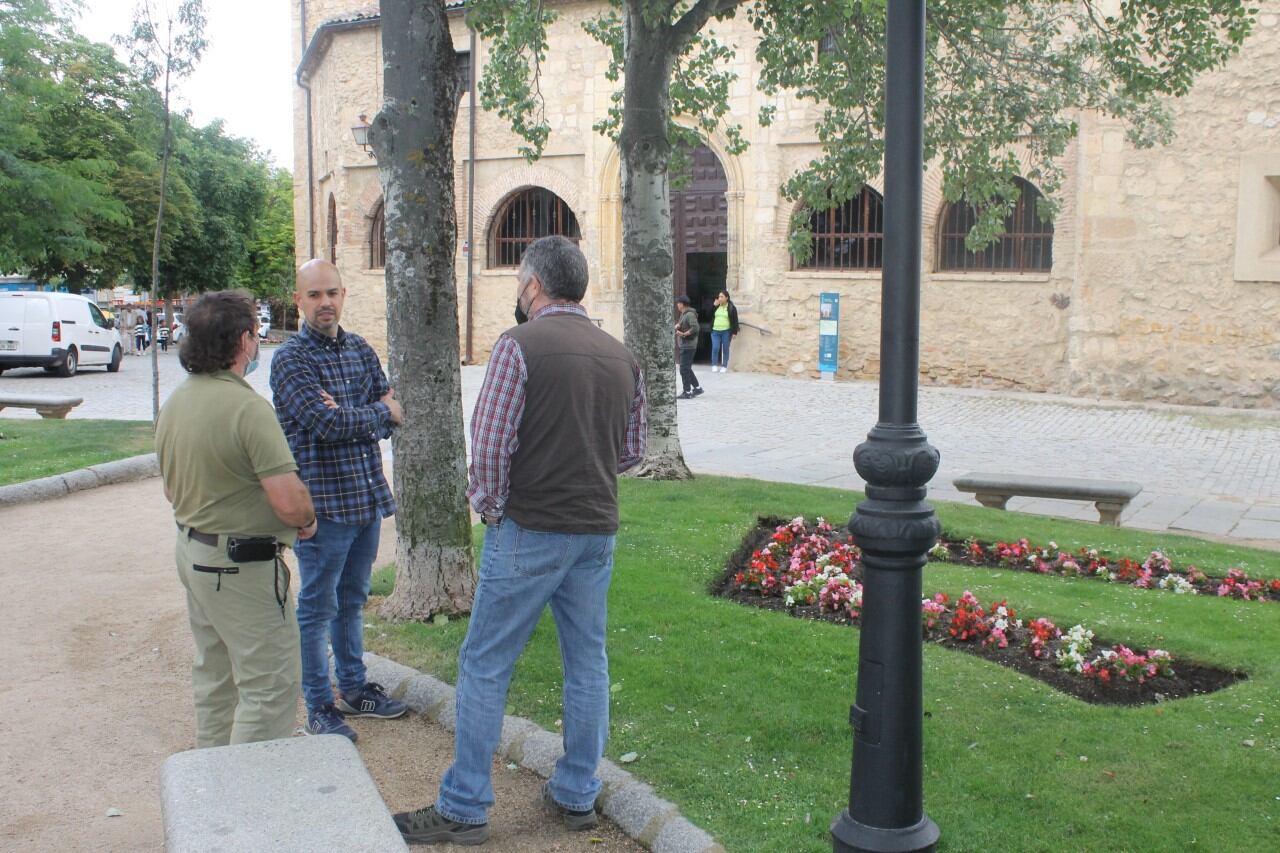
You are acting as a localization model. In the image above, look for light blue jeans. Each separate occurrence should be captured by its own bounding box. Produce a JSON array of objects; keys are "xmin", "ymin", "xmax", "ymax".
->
[
  {"xmin": 710, "ymin": 329, "xmax": 731, "ymax": 368},
  {"xmin": 437, "ymin": 518, "xmax": 616, "ymax": 824},
  {"xmin": 294, "ymin": 518, "xmax": 381, "ymax": 711}
]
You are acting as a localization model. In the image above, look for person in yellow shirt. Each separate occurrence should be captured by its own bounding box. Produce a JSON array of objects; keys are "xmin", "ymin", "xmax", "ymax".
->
[{"xmin": 709, "ymin": 289, "xmax": 739, "ymax": 373}]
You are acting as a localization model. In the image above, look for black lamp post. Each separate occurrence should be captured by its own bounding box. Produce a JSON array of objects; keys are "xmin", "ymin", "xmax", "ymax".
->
[{"xmin": 831, "ymin": 2, "xmax": 940, "ymax": 852}]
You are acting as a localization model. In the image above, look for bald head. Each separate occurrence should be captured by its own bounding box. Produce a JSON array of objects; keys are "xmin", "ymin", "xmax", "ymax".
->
[{"xmin": 294, "ymin": 259, "xmax": 346, "ymax": 337}]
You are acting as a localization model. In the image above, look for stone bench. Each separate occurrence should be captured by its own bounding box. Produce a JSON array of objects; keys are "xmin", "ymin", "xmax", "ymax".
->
[
  {"xmin": 160, "ymin": 735, "xmax": 406, "ymax": 852},
  {"xmin": 0, "ymin": 394, "xmax": 84, "ymax": 419},
  {"xmin": 953, "ymin": 472, "xmax": 1143, "ymax": 526}
]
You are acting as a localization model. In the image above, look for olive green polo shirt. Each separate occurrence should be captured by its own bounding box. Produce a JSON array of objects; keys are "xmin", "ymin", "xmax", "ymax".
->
[{"xmin": 156, "ymin": 370, "xmax": 300, "ymax": 545}]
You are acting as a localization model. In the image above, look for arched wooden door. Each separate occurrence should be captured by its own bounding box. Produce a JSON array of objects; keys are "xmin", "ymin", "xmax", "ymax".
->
[{"xmin": 670, "ymin": 145, "xmax": 728, "ymax": 360}]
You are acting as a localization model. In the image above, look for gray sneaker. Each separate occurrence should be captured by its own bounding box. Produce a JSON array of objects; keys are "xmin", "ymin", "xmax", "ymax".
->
[
  {"xmin": 541, "ymin": 783, "xmax": 599, "ymax": 831},
  {"xmin": 393, "ymin": 805, "xmax": 489, "ymax": 846}
]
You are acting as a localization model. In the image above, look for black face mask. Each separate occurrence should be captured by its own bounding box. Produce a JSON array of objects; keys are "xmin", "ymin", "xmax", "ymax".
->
[{"xmin": 514, "ymin": 279, "xmax": 535, "ymax": 325}]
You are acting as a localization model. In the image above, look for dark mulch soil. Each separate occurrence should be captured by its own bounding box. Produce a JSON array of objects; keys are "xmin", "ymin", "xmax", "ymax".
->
[{"xmin": 711, "ymin": 519, "xmax": 1246, "ymax": 707}]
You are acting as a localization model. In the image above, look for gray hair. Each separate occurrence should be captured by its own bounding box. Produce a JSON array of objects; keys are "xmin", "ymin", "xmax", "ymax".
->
[{"xmin": 518, "ymin": 235, "xmax": 588, "ymax": 302}]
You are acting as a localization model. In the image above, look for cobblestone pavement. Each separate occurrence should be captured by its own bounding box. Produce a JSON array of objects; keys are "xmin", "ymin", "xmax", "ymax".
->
[{"xmin": 5, "ymin": 351, "xmax": 1277, "ymax": 541}]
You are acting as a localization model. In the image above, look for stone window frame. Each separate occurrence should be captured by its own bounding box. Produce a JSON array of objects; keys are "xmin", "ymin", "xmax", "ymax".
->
[
  {"xmin": 488, "ymin": 186, "xmax": 581, "ymax": 269},
  {"xmin": 935, "ymin": 176, "xmax": 1053, "ymax": 274},
  {"xmin": 369, "ymin": 201, "xmax": 386, "ymax": 269},
  {"xmin": 1233, "ymin": 152, "xmax": 1280, "ymax": 283},
  {"xmin": 792, "ymin": 185, "xmax": 885, "ymax": 272}
]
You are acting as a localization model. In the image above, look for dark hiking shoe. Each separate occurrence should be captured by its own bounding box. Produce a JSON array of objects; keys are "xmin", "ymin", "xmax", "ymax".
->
[
  {"xmin": 393, "ymin": 805, "xmax": 489, "ymax": 846},
  {"xmin": 541, "ymin": 783, "xmax": 600, "ymax": 831},
  {"xmin": 692, "ymin": 386, "xmax": 704, "ymax": 396},
  {"xmin": 306, "ymin": 704, "xmax": 357, "ymax": 742},
  {"xmin": 336, "ymin": 681, "xmax": 408, "ymax": 719},
  {"xmin": 678, "ymin": 391, "xmax": 693, "ymax": 399}
]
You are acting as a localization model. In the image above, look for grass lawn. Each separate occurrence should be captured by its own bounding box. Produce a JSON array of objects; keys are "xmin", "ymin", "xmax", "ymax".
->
[
  {"xmin": 367, "ymin": 476, "xmax": 1280, "ymax": 852},
  {"xmin": 0, "ymin": 417, "xmax": 154, "ymax": 486}
]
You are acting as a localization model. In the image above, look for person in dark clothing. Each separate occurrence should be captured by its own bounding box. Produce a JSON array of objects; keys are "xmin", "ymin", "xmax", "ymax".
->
[{"xmin": 675, "ymin": 294, "xmax": 702, "ymax": 399}]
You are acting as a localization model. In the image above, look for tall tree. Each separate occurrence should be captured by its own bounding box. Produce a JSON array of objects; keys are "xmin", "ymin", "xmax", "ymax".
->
[
  {"xmin": 122, "ymin": 0, "xmax": 206, "ymax": 425},
  {"xmin": 0, "ymin": 0, "xmax": 127, "ymax": 278},
  {"xmin": 470, "ymin": 0, "xmax": 1254, "ymax": 476},
  {"xmin": 241, "ymin": 167, "xmax": 297, "ymax": 302},
  {"xmin": 371, "ymin": 0, "xmax": 477, "ymax": 620}
]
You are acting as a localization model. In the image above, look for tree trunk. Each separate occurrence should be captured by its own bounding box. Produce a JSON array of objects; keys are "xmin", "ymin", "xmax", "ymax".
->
[
  {"xmin": 619, "ymin": 7, "xmax": 692, "ymax": 480},
  {"xmin": 149, "ymin": 59, "xmax": 171, "ymax": 428},
  {"xmin": 372, "ymin": 0, "xmax": 476, "ymax": 620}
]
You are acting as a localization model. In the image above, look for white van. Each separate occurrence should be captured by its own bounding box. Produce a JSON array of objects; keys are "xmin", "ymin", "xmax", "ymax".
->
[{"xmin": 0, "ymin": 292, "xmax": 124, "ymax": 376}]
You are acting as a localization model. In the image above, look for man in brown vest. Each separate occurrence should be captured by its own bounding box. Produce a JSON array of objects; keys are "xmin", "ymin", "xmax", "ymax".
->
[{"xmin": 393, "ymin": 236, "xmax": 648, "ymax": 845}]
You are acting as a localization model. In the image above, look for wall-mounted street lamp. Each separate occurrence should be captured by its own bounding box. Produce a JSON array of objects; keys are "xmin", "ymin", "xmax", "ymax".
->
[{"xmin": 351, "ymin": 114, "xmax": 374, "ymax": 158}]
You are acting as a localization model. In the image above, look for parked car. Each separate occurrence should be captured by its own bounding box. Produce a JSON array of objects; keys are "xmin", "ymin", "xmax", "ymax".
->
[
  {"xmin": 258, "ymin": 313, "xmax": 270, "ymax": 340},
  {"xmin": 0, "ymin": 291, "xmax": 124, "ymax": 376}
]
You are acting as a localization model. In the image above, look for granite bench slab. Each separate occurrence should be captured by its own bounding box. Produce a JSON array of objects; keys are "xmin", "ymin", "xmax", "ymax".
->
[
  {"xmin": 0, "ymin": 394, "xmax": 84, "ymax": 419},
  {"xmin": 160, "ymin": 735, "xmax": 406, "ymax": 852},
  {"xmin": 953, "ymin": 472, "xmax": 1143, "ymax": 526}
]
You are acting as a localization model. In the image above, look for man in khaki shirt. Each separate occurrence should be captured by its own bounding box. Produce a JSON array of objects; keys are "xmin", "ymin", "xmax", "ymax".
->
[{"xmin": 156, "ymin": 290, "xmax": 317, "ymax": 747}]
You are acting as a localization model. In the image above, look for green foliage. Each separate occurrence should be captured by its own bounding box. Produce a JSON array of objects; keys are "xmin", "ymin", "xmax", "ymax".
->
[
  {"xmin": 241, "ymin": 168, "xmax": 296, "ymax": 300},
  {"xmin": 750, "ymin": 0, "xmax": 1255, "ymax": 261},
  {"xmin": 471, "ymin": 0, "xmax": 1254, "ymax": 262},
  {"xmin": 0, "ymin": 0, "xmax": 282, "ymax": 296},
  {"xmin": 367, "ymin": 475, "xmax": 1280, "ymax": 852},
  {"xmin": 0, "ymin": 0, "xmax": 128, "ymax": 278}
]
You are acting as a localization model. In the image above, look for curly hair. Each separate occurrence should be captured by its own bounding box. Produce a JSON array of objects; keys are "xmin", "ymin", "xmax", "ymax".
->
[{"xmin": 178, "ymin": 290, "xmax": 258, "ymax": 374}]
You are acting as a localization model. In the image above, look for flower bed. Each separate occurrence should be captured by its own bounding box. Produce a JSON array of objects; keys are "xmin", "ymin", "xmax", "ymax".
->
[
  {"xmin": 930, "ymin": 536, "xmax": 1280, "ymax": 602},
  {"xmin": 714, "ymin": 517, "xmax": 1245, "ymax": 706}
]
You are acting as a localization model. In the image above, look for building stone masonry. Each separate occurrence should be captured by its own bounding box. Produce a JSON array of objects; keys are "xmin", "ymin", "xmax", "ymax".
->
[
  {"xmin": 364, "ymin": 653, "xmax": 726, "ymax": 853},
  {"xmin": 293, "ymin": 2, "xmax": 1280, "ymax": 409}
]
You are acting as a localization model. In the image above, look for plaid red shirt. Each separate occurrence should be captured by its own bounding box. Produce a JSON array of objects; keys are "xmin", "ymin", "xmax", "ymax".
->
[{"xmin": 467, "ymin": 303, "xmax": 648, "ymax": 516}]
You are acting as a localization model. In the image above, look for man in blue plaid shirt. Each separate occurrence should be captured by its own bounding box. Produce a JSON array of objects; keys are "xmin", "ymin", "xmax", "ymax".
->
[{"xmin": 270, "ymin": 259, "xmax": 408, "ymax": 741}]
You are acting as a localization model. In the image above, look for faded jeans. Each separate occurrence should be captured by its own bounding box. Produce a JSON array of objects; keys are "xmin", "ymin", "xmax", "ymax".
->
[
  {"xmin": 710, "ymin": 330, "xmax": 731, "ymax": 368},
  {"xmin": 436, "ymin": 518, "xmax": 615, "ymax": 824},
  {"xmin": 294, "ymin": 518, "xmax": 380, "ymax": 711}
]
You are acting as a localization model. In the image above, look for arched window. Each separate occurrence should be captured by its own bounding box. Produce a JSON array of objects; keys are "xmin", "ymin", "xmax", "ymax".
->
[
  {"xmin": 936, "ymin": 177, "xmax": 1053, "ymax": 273},
  {"xmin": 327, "ymin": 194, "xmax": 338, "ymax": 264},
  {"xmin": 793, "ymin": 185, "xmax": 885, "ymax": 271},
  {"xmin": 370, "ymin": 201, "xmax": 386, "ymax": 269},
  {"xmin": 489, "ymin": 187, "xmax": 580, "ymax": 268}
]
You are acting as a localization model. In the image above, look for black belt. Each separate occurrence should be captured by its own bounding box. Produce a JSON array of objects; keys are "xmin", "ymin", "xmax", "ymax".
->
[{"xmin": 184, "ymin": 526, "xmax": 219, "ymax": 547}]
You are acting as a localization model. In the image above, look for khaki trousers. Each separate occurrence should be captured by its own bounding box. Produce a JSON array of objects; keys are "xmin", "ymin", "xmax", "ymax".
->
[{"xmin": 175, "ymin": 530, "xmax": 301, "ymax": 747}]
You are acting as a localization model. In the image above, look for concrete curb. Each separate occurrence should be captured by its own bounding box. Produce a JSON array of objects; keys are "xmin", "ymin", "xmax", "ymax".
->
[
  {"xmin": 363, "ymin": 653, "xmax": 726, "ymax": 853},
  {"xmin": 0, "ymin": 452, "xmax": 159, "ymax": 508}
]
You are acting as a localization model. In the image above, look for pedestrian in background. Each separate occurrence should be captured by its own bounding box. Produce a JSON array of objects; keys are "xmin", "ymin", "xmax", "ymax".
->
[
  {"xmin": 392, "ymin": 235, "xmax": 648, "ymax": 845},
  {"xmin": 156, "ymin": 289, "xmax": 317, "ymax": 747},
  {"xmin": 121, "ymin": 308, "xmax": 137, "ymax": 355},
  {"xmin": 709, "ymin": 289, "xmax": 739, "ymax": 373},
  {"xmin": 135, "ymin": 313, "xmax": 150, "ymax": 354},
  {"xmin": 270, "ymin": 259, "xmax": 408, "ymax": 743},
  {"xmin": 675, "ymin": 294, "xmax": 702, "ymax": 399}
]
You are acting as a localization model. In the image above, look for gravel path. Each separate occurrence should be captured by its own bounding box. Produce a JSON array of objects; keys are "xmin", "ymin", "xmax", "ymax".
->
[{"xmin": 0, "ymin": 477, "xmax": 644, "ymax": 852}]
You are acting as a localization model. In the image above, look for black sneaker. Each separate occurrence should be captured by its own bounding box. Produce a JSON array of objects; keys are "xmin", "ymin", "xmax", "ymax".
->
[
  {"xmin": 678, "ymin": 391, "xmax": 693, "ymax": 399},
  {"xmin": 306, "ymin": 704, "xmax": 357, "ymax": 742},
  {"xmin": 541, "ymin": 783, "xmax": 600, "ymax": 831},
  {"xmin": 336, "ymin": 681, "xmax": 408, "ymax": 719},
  {"xmin": 691, "ymin": 387, "xmax": 704, "ymax": 396},
  {"xmin": 393, "ymin": 805, "xmax": 489, "ymax": 846}
]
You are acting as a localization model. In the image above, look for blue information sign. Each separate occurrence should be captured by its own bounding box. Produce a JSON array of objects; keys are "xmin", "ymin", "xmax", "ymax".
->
[{"xmin": 818, "ymin": 292, "xmax": 840, "ymax": 377}]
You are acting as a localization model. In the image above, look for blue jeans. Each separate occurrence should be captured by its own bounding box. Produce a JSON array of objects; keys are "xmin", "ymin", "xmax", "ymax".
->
[
  {"xmin": 710, "ymin": 330, "xmax": 731, "ymax": 368},
  {"xmin": 437, "ymin": 518, "xmax": 616, "ymax": 824},
  {"xmin": 294, "ymin": 518, "xmax": 381, "ymax": 711}
]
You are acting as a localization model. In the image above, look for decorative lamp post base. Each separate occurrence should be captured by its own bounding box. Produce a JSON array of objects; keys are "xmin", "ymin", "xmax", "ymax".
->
[{"xmin": 832, "ymin": 811, "xmax": 939, "ymax": 853}]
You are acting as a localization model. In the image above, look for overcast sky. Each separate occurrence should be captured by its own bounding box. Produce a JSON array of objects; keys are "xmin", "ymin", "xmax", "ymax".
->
[{"xmin": 76, "ymin": 0, "xmax": 295, "ymax": 169}]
